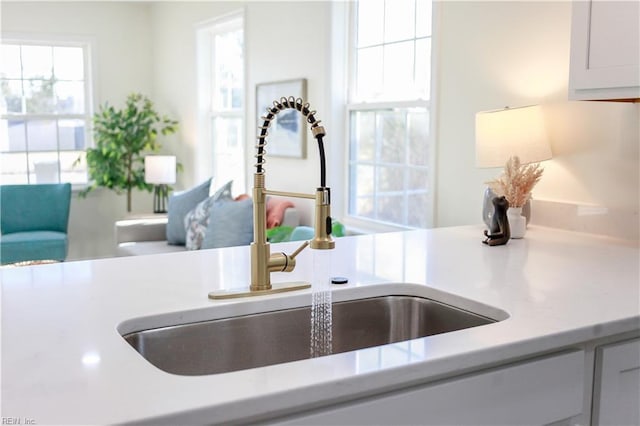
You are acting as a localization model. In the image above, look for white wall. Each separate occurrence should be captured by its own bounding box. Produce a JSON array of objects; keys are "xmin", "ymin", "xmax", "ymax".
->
[
  {"xmin": 434, "ymin": 1, "xmax": 639, "ymax": 227},
  {"xmin": 1, "ymin": 2, "xmax": 158, "ymax": 260},
  {"xmin": 149, "ymin": 1, "xmax": 241, "ymax": 191},
  {"xmin": 539, "ymin": 101, "xmax": 639, "ymax": 210},
  {"xmin": 1, "ymin": 2, "xmax": 154, "ymax": 102},
  {"xmin": 150, "ymin": 1, "xmax": 332, "ymax": 224}
]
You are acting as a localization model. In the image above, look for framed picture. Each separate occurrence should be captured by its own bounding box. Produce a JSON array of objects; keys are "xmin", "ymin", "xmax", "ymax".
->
[{"xmin": 256, "ymin": 78, "xmax": 307, "ymax": 158}]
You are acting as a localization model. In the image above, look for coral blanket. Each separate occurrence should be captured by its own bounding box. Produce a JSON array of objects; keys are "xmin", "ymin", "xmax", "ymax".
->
[
  {"xmin": 266, "ymin": 198, "xmax": 295, "ymax": 228},
  {"xmin": 233, "ymin": 195, "xmax": 294, "ymax": 229}
]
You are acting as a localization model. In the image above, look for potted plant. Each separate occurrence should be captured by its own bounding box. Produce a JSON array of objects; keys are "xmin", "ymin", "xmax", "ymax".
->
[
  {"xmin": 486, "ymin": 156, "xmax": 544, "ymax": 238},
  {"xmin": 77, "ymin": 93, "xmax": 178, "ymax": 212}
]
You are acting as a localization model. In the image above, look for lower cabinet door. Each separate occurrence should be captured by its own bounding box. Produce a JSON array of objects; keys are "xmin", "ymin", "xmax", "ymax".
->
[
  {"xmin": 593, "ymin": 338, "xmax": 640, "ymax": 426},
  {"xmin": 274, "ymin": 350, "xmax": 585, "ymax": 425}
]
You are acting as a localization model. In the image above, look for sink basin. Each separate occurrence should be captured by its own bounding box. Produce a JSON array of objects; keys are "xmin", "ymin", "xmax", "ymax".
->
[{"xmin": 122, "ymin": 295, "xmax": 497, "ymax": 376}]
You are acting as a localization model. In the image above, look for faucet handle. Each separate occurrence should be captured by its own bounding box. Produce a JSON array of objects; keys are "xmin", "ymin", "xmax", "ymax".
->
[
  {"xmin": 290, "ymin": 241, "xmax": 310, "ymax": 259},
  {"xmin": 268, "ymin": 241, "xmax": 310, "ymax": 274}
]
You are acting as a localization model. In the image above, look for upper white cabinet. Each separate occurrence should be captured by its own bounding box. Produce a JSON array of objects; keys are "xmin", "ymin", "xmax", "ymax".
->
[{"xmin": 569, "ymin": 0, "xmax": 640, "ymax": 100}]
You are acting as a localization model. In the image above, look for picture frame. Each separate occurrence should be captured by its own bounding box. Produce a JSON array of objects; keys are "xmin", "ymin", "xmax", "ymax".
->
[{"xmin": 256, "ymin": 78, "xmax": 307, "ymax": 159}]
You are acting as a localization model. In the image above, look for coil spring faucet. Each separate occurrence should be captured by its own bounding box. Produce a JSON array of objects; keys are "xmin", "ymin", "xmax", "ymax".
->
[{"xmin": 209, "ymin": 97, "xmax": 334, "ymax": 299}]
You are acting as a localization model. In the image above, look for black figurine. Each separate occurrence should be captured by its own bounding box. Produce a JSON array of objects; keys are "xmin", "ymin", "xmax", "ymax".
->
[{"xmin": 483, "ymin": 196, "xmax": 510, "ymax": 246}]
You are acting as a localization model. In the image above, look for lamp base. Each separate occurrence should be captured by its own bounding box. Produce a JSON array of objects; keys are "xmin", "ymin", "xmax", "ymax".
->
[
  {"xmin": 482, "ymin": 187, "xmax": 531, "ymax": 226},
  {"xmin": 153, "ymin": 184, "xmax": 169, "ymax": 213}
]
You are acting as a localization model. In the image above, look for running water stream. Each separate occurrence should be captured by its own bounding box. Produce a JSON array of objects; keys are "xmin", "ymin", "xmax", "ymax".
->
[{"xmin": 310, "ymin": 250, "xmax": 332, "ymax": 357}]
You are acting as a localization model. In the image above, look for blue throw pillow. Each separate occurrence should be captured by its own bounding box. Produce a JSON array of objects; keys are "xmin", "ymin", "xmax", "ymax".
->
[
  {"xmin": 211, "ymin": 180, "xmax": 234, "ymax": 204},
  {"xmin": 202, "ymin": 198, "xmax": 254, "ymax": 249},
  {"xmin": 166, "ymin": 178, "xmax": 211, "ymax": 245},
  {"xmin": 183, "ymin": 181, "xmax": 235, "ymax": 250}
]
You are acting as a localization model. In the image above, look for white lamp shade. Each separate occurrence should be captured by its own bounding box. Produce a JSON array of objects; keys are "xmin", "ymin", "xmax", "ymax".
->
[
  {"xmin": 144, "ymin": 155, "xmax": 176, "ymax": 184},
  {"xmin": 475, "ymin": 105, "xmax": 552, "ymax": 168}
]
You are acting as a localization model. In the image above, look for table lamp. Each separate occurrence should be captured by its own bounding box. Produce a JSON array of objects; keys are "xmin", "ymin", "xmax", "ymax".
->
[
  {"xmin": 144, "ymin": 155, "xmax": 176, "ymax": 213},
  {"xmin": 475, "ymin": 105, "xmax": 552, "ymax": 226}
]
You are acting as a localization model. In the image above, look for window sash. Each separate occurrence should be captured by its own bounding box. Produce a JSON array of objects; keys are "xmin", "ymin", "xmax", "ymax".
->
[
  {"xmin": 206, "ymin": 17, "xmax": 243, "ymax": 114},
  {"xmin": 347, "ymin": 106, "xmax": 430, "ymax": 228},
  {"xmin": 1, "ymin": 38, "xmax": 92, "ymax": 185},
  {"xmin": 349, "ymin": 0, "xmax": 432, "ymax": 104},
  {"xmin": 197, "ymin": 11, "xmax": 245, "ymax": 193},
  {"xmin": 346, "ymin": 0, "xmax": 434, "ymax": 229}
]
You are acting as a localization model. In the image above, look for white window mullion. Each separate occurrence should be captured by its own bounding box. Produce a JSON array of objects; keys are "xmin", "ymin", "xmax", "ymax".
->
[
  {"xmin": 403, "ymin": 110, "xmax": 409, "ymax": 225},
  {"xmin": 24, "ymin": 122, "xmax": 31, "ymax": 183},
  {"xmin": 347, "ymin": 99, "xmax": 428, "ymax": 112},
  {"xmin": 374, "ymin": 110, "xmax": 381, "ymax": 222}
]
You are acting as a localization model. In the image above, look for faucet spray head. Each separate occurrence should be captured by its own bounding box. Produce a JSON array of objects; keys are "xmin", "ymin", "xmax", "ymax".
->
[{"xmin": 310, "ymin": 187, "xmax": 335, "ymax": 250}]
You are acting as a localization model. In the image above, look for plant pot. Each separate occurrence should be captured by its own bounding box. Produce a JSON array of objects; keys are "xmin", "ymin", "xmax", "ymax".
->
[{"xmin": 507, "ymin": 207, "xmax": 526, "ymax": 239}]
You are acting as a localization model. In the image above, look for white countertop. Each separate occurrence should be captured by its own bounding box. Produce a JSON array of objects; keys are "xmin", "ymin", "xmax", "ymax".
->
[{"xmin": 1, "ymin": 226, "xmax": 639, "ymax": 424}]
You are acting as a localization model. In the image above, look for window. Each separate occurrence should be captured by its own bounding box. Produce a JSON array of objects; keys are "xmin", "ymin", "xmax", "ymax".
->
[
  {"xmin": 0, "ymin": 39, "xmax": 92, "ymax": 185},
  {"xmin": 197, "ymin": 14, "xmax": 245, "ymax": 193},
  {"xmin": 348, "ymin": 0, "xmax": 433, "ymax": 228}
]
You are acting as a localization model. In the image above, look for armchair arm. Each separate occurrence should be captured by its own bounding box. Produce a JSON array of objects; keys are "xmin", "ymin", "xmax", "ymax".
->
[{"xmin": 115, "ymin": 217, "xmax": 168, "ymax": 245}]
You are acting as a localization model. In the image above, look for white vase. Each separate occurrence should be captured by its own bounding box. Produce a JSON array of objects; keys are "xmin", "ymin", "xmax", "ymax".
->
[{"xmin": 508, "ymin": 207, "xmax": 526, "ymax": 239}]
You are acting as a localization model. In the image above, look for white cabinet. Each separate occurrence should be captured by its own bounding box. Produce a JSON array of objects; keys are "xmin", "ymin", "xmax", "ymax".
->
[
  {"xmin": 592, "ymin": 338, "xmax": 640, "ymax": 425},
  {"xmin": 569, "ymin": 0, "xmax": 640, "ymax": 100},
  {"xmin": 274, "ymin": 351, "xmax": 585, "ymax": 425}
]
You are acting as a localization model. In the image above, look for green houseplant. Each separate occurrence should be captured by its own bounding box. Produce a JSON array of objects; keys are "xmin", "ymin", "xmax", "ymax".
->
[{"xmin": 78, "ymin": 93, "xmax": 178, "ymax": 212}]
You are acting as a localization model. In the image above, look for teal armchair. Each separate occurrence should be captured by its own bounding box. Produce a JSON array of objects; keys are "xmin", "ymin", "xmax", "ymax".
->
[{"xmin": 1, "ymin": 184, "xmax": 71, "ymax": 265}]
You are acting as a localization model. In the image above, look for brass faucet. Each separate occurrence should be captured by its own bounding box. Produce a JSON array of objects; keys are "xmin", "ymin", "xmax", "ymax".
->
[{"xmin": 209, "ymin": 97, "xmax": 334, "ymax": 299}]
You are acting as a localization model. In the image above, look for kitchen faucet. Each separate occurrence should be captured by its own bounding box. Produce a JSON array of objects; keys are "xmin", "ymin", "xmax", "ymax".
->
[{"xmin": 209, "ymin": 97, "xmax": 334, "ymax": 299}]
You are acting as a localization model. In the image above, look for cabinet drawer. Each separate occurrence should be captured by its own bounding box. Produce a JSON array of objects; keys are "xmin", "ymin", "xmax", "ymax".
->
[
  {"xmin": 275, "ymin": 350, "xmax": 585, "ymax": 425},
  {"xmin": 593, "ymin": 338, "xmax": 640, "ymax": 426}
]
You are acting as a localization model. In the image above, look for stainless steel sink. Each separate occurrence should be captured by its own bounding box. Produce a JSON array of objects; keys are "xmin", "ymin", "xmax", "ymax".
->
[{"xmin": 122, "ymin": 295, "xmax": 497, "ymax": 376}]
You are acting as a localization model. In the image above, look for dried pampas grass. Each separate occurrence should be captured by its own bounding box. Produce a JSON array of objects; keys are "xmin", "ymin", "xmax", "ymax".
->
[{"xmin": 486, "ymin": 156, "xmax": 544, "ymax": 208}]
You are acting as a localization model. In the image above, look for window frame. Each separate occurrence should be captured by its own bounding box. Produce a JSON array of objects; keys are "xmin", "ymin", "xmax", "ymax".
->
[
  {"xmin": 195, "ymin": 11, "xmax": 245, "ymax": 193},
  {"xmin": 0, "ymin": 33, "xmax": 95, "ymax": 187},
  {"xmin": 343, "ymin": 1, "xmax": 437, "ymax": 231}
]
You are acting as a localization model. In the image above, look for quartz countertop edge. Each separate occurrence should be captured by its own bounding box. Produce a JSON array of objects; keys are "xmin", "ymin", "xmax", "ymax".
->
[{"xmin": 1, "ymin": 225, "xmax": 639, "ymax": 425}]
